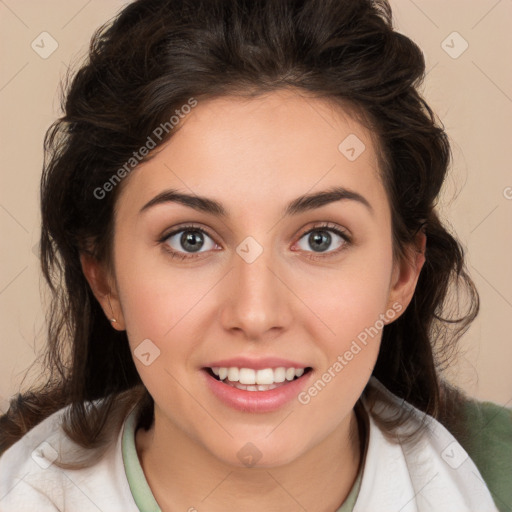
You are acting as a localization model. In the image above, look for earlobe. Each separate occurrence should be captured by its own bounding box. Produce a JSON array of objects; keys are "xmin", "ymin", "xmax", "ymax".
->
[
  {"xmin": 386, "ymin": 230, "xmax": 427, "ymax": 319},
  {"xmin": 79, "ymin": 253, "xmax": 125, "ymax": 330}
]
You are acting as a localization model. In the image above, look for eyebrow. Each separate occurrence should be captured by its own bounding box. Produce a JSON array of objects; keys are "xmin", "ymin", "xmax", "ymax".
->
[{"xmin": 139, "ymin": 186, "xmax": 374, "ymax": 218}]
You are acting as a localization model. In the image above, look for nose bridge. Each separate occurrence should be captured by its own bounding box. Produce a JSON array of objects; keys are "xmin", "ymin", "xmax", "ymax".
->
[
  {"xmin": 220, "ymin": 234, "xmax": 291, "ymax": 337},
  {"xmin": 236, "ymin": 235, "xmax": 274, "ymax": 295}
]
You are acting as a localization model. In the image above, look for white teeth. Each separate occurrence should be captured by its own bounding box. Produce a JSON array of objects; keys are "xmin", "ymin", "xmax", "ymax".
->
[
  {"xmin": 209, "ymin": 366, "xmax": 307, "ymax": 385},
  {"xmin": 239, "ymin": 368, "xmax": 256, "ymax": 384},
  {"xmin": 227, "ymin": 382, "xmax": 279, "ymax": 391},
  {"xmin": 256, "ymin": 368, "xmax": 274, "ymax": 385},
  {"xmin": 274, "ymin": 367, "xmax": 286, "ymax": 383},
  {"xmin": 227, "ymin": 367, "xmax": 239, "ymax": 381}
]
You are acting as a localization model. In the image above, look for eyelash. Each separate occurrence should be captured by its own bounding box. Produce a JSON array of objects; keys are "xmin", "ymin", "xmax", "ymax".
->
[{"xmin": 158, "ymin": 222, "xmax": 352, "ymax": 262}]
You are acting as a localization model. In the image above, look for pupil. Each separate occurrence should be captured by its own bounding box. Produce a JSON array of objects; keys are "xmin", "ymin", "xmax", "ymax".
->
[
  {"xmin": 310, "ymin": 231, "xmax": 330, "ymax": 252},
  {"xmin": 182, "ymin": 231, "xmax": 203, "ymax": 252}
]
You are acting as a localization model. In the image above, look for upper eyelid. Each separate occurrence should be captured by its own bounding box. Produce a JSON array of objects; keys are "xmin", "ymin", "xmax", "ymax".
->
[
  {"xmin": 300, "ymin": 223, "xmax": 349, "ymax": 237},
  {"xmin": 161, "ymin": 223, "xmax": 216, "ymax": 241}
]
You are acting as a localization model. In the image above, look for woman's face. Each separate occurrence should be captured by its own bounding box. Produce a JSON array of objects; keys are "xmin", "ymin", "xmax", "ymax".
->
[{"xmin": 98, "ymin": 89, "xmax": 423, "ymax": 467}]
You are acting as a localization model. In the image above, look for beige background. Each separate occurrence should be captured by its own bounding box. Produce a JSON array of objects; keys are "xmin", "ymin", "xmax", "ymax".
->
[{"xmin": 0, "ymin": 1, "xmax": 511, "ymax": 412}]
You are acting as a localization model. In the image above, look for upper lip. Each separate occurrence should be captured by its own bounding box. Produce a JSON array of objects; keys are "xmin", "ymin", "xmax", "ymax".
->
[{"xmin": 204, "ymin": 357, "xmax": 310, "ymax": 370}]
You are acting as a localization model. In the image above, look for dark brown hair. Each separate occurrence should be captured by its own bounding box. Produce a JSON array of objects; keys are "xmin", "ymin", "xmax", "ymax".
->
[{"xmin": 0, "ymin": 0, "xmax": 478, "ymax": 460}]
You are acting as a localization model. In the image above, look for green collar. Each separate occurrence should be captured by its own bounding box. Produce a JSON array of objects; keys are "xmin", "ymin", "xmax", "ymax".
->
[
  {"xmin": 122, "ymin": 407, "xmax": 162, "ymax": 512},
  {"xmin": 121, "ymin": 406, "xmax": 363, "ymax": 512}
]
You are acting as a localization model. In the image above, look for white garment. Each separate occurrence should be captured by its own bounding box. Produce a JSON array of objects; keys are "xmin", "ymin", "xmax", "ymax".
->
[
  {"xmin": 0, "ymin": 405, "xmax": 138, "ymax": 512},
  {"xmin": 354, "ymin": 378, "xmax": 499, "ymax": 512},
  {"xmin": 0, "ymin": 377, "xmax": 499, "ymax": 511}
]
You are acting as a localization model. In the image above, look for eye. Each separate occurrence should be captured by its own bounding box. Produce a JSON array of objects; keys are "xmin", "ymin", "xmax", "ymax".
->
[
  {"xmin": 158, "ymin": 222, "xmax": 351, "ymax": 261},
  {"xmin": 294, "ymin": 223, "xmax": 351, "ymax": 259},
  {"xmin": 160, "ymin": 224, "xmax": 218, "ymax": 260}
]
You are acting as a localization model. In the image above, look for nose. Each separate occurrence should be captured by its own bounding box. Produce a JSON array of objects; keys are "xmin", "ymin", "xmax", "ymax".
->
[{"xmin": 218, "ymin": 238, "xmax": 293, "ymax": 341}]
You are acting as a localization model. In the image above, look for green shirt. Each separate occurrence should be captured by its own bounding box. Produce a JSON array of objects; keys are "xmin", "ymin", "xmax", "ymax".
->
[
  {"xmin": 121, "ymin": 399, "xmax": 511, "ymax": 512},
  {"xmin": 459, "ymin": 399, "xmax": 512, "ymax": 512}
]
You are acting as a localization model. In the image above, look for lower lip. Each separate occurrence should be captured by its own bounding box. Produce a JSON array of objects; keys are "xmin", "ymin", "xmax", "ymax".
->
[{"xmin": 202, "ymin": 369, "xmax": 313, "ymax": 413}]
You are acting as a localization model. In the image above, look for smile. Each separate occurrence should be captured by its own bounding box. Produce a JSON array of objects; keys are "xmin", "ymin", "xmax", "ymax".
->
[
  {"xmin": 202, "ymin": 365, "xmax": 314, "ymax": 412},
  {"xmin": 207, "ymin": 366, "xmax": 310, "ymax": 391}
]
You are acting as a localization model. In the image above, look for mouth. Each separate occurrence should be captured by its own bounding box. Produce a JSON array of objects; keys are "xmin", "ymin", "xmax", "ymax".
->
[
  {"xmin": 203, "ymin": 366, "xmax": 313, "ymax": 392},
  {"xmin": 201, "ymin": 363, "xmax": 315, "ymax": 413}
]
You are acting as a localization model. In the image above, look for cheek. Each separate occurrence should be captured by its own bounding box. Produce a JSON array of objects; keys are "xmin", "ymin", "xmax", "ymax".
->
[
  {"xmin": 113, "ymin": 237, "xmax": 209, "ymax": 354},
  {"xmin": 299, "ymin": 237, "xmax": 394, "ymax": 346},
  {"xmin": 295, "ymin": 263, "xmax": 392, "ymax": 423},
  {"xmin": 115, "ymin": 262, "xmax": 208, "ymax": 401},
  {"xmin": 119, "ymin": 272, "xmax": 208, "ymax": 351}
]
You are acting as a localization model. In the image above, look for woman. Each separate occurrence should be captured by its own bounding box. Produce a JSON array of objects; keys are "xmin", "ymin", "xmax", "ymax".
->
[{"xmin": 0, "ymin": 0, "xmax": 510, "ymax": 511}]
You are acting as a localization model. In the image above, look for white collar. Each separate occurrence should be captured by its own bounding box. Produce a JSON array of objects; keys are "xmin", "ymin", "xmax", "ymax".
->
[{"xmin": 353, "ymin": 376, "xmax": 498, "ymax": 512}]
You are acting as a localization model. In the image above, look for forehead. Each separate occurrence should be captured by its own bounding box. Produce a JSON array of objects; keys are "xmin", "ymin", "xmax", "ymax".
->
[{"xmin": 116, "ymin": 89, "xmax": 388, "ymax": 221}]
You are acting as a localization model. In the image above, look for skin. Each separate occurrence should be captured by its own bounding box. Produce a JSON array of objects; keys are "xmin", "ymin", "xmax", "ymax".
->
[{"xmin": 82, "ymin": 88, "xmax": 426, "ymax": 512}]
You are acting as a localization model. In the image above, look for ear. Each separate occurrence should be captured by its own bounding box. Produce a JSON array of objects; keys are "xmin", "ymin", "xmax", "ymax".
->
[
  {"xmin": 80, "ymin": 252, "xmax": 126, "ymax": 331},
  {"xmin": 385, "ymin": 229, "xmax": 426, "ymax": 321}
]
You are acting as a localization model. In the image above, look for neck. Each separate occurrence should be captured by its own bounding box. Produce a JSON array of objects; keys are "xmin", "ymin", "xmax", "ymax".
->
[{"xmin": 136, "ymin": 404, "xmax": 365, "ymax": 512}]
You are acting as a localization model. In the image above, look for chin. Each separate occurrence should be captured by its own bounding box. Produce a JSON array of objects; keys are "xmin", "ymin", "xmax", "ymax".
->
[{"xmin": 209, "ymin": 438, "xmax": 306, "ymax": 470}]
